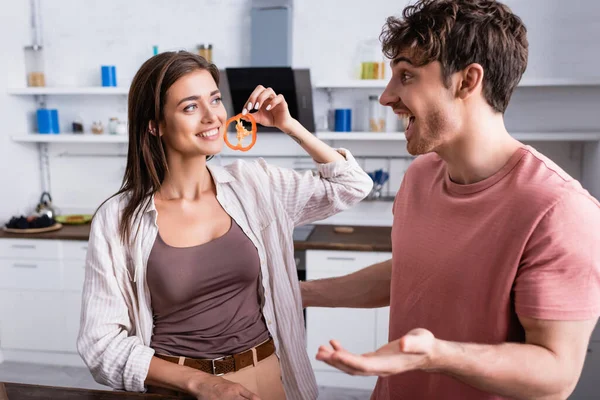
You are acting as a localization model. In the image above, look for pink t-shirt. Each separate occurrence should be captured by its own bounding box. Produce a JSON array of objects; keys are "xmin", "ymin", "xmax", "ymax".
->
[{"xmin": 373, "ymin": 146, "xmax": 600, "ymax": 400}]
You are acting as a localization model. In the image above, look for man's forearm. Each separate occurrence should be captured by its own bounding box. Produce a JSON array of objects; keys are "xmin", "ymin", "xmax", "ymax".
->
[
  {"xmin": 431, "ymin": 340, "xmax": 578, "ymax": 400},
  {"xmin": 302, "ymin": 259, "xmax": 392, "ymax": 308}
]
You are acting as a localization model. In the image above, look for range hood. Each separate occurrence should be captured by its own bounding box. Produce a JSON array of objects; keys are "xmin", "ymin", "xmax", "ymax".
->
[{"xmin": 219, "ymin": 0, "xmax": 315, "ymax": 133}]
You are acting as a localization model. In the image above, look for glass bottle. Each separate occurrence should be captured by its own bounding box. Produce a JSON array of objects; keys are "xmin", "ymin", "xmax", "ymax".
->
[
  {"xmin": 359, "ymin": 39, "xmax": 385, "ymax": 80},
  {"xmin": 24, "ymin": 45, "xmax": 45, "ymax": 87},
  {"xmin": 368, "ymin": 95, "xmax": 385, "ymax": 132}
]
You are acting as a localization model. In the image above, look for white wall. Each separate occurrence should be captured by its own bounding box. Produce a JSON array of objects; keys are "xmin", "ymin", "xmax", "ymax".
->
[{"xmin": 1, "ymin": 0, "xmax": 600, "ymax": 219}]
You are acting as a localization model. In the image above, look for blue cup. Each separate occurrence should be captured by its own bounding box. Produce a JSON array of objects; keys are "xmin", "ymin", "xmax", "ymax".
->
[
  {"xmin": 101, "ymin": 65, "xmax": 117, "ymax": 87},
  {"xmin": 334, "ymin": 109, "xmax": 352, "ymax": 132},
  {"xmin": 37, "ymin": 109, "xmax": 60, "ymax": 134}
]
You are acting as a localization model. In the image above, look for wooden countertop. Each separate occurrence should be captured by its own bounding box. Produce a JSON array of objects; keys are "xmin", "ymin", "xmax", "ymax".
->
[
  {"xmin": 0, "ymin": 224, "xmax": 92, "ymax": 241},
  {"xmin": 294, "ymin": 225, "xmax": 392, "ymax": 252},
  {"xmin": 0, "ymin": 382, "xmax": 177, "ymax": 399},
  {"xmin": 0, "ymin": 224, "xmax": 392, "ymax": 252}
]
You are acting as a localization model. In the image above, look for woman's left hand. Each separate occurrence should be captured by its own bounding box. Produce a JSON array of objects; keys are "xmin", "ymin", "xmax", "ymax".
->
[{"xmin": 242, "ymin": 85, "xmax": 295, "ymax": 133}]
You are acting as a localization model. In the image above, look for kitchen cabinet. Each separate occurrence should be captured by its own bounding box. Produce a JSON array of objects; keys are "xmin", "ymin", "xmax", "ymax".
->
[
  {"xmin": 0, "ymin": 239, "xmax": 86, "ymax": 365},
  {"xmin": 306, "ymin": 249, "xmax": 392, "ymax": 390},
  {"xmin": 0, "ymin": 291, "xmax": 65, "ymax": 352},
  {"xmin": 571, "ymin": 342, "xmax": 600, "ymax": 399}
]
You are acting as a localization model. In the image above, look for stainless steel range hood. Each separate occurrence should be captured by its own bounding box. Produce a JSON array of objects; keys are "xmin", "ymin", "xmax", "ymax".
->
[{"xmin": 219, "ymin": 0, "xmax": 315, "ymax": 133}]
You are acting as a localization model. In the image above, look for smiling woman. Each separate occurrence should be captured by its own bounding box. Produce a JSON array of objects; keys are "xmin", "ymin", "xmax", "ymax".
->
[{"xmin": 76, "ymin": 50, "xmax": 373, "ymax": 400}]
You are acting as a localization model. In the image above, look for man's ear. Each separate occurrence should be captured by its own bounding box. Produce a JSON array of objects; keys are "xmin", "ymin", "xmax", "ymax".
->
[{"xmin": 457, "ymin": 63, "xmax": 484, "ymax": 100}]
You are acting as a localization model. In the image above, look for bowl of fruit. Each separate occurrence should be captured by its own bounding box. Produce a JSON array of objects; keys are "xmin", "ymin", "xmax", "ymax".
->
[{"xmin": 4, "ymin": 214, "xmax": 62, "ymax": 234}]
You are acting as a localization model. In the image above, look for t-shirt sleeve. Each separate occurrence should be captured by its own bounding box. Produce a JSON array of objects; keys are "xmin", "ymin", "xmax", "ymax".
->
[{"xmin": 514, "ymin": 192, "xmax": 600, "ymax": 320}]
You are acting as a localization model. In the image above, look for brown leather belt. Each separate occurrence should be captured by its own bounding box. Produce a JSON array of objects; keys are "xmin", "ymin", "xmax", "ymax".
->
[{"xmin": 155, "ymin": 338, "xmax": 275, "ymax": 376}]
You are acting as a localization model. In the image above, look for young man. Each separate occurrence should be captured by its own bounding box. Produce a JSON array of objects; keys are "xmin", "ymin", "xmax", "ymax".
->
[{"xmin": 301, "ymin": 1, "xmax": 600, "ymax": 399}]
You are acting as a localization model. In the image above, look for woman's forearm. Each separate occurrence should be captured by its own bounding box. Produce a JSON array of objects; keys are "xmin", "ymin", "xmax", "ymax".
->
[
  {"xmin": 145, "ymin": 356, "xmax": 208, "ymax": 395},
  {"xmin": 281, "ymin": 118, "xmax": 344, "ymax": 164}
]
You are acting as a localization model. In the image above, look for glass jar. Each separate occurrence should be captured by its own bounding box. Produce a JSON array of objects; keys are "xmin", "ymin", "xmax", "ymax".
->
[
  {"xmin": 108, "ymin": 117, "xmax": 119, "ymax": 135},
  {"xmin": 359, "ymin": 39, "xmax": 385, "ymax": 80},
  {"xmin": 368, "ymin": 95, "xmax": 385, "ymax": 132},
  {"xmin": 24, "ymin": 45, "xmax": 45, "ymax": 87}
]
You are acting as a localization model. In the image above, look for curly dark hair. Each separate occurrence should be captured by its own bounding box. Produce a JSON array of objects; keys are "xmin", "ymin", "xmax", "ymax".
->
[{"xmin": 381, "ymin": 0, "xmax": 528, "ymax": 113}]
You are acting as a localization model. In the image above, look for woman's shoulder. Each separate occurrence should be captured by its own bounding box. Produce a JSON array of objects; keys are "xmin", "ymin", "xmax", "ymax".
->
[{"xmin": 92, "ymin": 192, "xmax": 130, "ymax": 230}]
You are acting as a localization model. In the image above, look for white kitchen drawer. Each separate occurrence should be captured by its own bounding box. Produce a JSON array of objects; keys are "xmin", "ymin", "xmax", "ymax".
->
[
  {"xmin": 306, "ymin": 306, "xmax": 376, "ymax": 372},
  {"xmin": 63, "ymin": 292, "xmax": 83, "ymax": 352},
  {"xmin": 306, "ymin": 250, "xmax": 391, "ymax": 279},
  {"xmin": 375, "ymin": 306, "xmax": 390, "ymax": 348},
  {"xmin": 0, "ymin": 291, "xmax": 65, "ymax": 352},
  {"xmin": 61, "ymin": 240, "xmax": 89, "ymax": 261},
  {"xmin": 314, "ymin": 370, "xmax": 377, "ymax": 391},
  {"xmin": 0, "ymin": 239, "xmax": 60, "ymax": 260},
  {"xmin": 62, "ymin": 260, "xmax": 86, "ymax": 291},
  {"xmin": 0, "ymin": 259, "xmax": 62, "ymax": 290}
]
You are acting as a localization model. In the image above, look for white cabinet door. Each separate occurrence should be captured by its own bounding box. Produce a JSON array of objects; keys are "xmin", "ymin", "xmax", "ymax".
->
[
  {"xmin": 62, "ymin": 260, "xmax": 86, "ymax": 292},
  {"xmin": 306, "ymin": 271, "xmax": 377, "ymax": 372},
  {"xmin": 0, "ymin": 239, "xmax": 60, "ymax": 260},
  {"xmin": 570, "ymin": 342, "xmax": 600, "ymax": 399},
  {"xmin": 375, "ymin": 306, "xmax": 390, "ymax": 349},
  {"xmin": 306, "ymin": 250, "xmax": 391, "ymax": 279},
  {"xmin": 305, "ymin": 250, "xmax": 391, "ymax": 390},
  {"xmin": 0, "ymin": 259, "xmax": 62, "ymax": 291},
  {"xmin": 63, "ymin": 292, "xmax": 82, "ymax": 353},
  {"xmin": 0, "ymin": 291, "xmax": 65, "ymax": 352}
]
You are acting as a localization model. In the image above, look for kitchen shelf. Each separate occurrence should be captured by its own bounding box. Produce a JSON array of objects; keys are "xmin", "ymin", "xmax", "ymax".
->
[
  {"xmin": 11, "ymin": 131, "xmax": 600, "ymax": 144},
  {"xmin": 314, "ymin": 78, "xmax": 600, "ymax": 89},
  {"xmin": 317, "ymin": 132, "xmax": 406, "ymax": 141},
  {"xmin": 11, "ymin": 134, "xmax": 128, "ymax": 143},
  {"xmin": 10, "ymin": 78, "xmax": 600, "ymax": 96},
  {"xmin": 7, "ymin": 87, "xmax": 129, "ymax": 95},
  {"xmin": 316, "ymin": 131, "xmax": 600, "ymax": 142}
]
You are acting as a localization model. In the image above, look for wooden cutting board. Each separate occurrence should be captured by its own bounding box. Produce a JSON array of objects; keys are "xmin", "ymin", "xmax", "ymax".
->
[{"xmin": 3, "ymin": 223, "xmax": 63, "ymax": 234}]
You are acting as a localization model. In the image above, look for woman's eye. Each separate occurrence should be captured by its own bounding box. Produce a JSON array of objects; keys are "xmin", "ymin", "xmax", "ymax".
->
[
  {"xmin": 184, "ymin": 104, "xmax": 197, "ymax": 112},
  {"xmin": 212, "ymin": 97, "xmax": 222, "ymax": 105}
]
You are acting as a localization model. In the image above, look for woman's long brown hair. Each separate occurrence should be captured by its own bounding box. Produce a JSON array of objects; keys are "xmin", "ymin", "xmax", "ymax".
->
[{"xmin": 99, "ymin": 51, "xmax": 219, "ymax": 245}]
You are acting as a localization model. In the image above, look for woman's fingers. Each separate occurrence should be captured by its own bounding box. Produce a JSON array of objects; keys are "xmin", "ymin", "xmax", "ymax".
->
[
  {"xmin": 265, "ymin": 94, "xmax": 285, "ymax": 111},
  {"xmin": 254, "ymin": 87, "xmax": 276, "ymax": 111},
  {"xmin": 243, "ymin": 85, "xmax": 266, "ymax": 114}
]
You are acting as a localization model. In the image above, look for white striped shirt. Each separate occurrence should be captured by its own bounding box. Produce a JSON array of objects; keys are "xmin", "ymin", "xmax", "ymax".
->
[{"xmin": 77, "ymin": 149, "xmax": 372, "ymax": 400}]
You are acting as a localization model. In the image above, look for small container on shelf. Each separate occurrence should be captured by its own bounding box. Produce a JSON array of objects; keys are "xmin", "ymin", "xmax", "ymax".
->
[
  {"xmin": 36, "ymin": 108, "xmax": 59, "ymax": 134},
  {"xmin": 72, "ymin": 116, "xmax": 84, "ymax": 133},
  {"xmin": 368, "ymin": 95, "xmax": 385, "ymax": 132},
  {"xmin": 108, "ymin": 117, "xmax": 119, "ymax": 135},
  {"xmin": 91, "ymin": 121, "xmax": 104, "ymax": 135},
  {"xmin": 197, "ymin": 43, "xmax": 213, "ymax": 62},
  {"xmin": 24, "ymin": 45, "xmax": 46, "ymax": 87},
  {"xmin": 358, "ymin": 39, "xmax": 385, "ymax": 80}
]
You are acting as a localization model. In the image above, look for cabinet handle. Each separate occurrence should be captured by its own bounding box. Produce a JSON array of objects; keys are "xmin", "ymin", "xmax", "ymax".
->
[
  {"xmin": 13, "ymin": 263, "xmax": 38, "ymax": 269},
  {"xmin": 11, "ymin": 244, "xmax": 36, "ymax": 249},
  {"xmin": 326, "ymin": 257, "xmax": 356, "ymax": 261}
]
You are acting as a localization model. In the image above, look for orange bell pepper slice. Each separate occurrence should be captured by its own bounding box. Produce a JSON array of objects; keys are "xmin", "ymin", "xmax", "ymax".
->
[{"xmin": 223, "ymin": 113, "xmax": 257, "ymax": 152}]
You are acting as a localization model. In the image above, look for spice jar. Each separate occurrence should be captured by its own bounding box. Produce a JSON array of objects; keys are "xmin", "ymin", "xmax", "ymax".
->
[{"xmin": 368, "ymin": 95, "xmax": 385, "ymax": 132}]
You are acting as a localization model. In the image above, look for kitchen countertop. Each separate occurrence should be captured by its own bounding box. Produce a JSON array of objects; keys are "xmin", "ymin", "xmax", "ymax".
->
[
  {"xmin": 0, "ymin": 224, "xmax": 392, "ymax": 252},
  {"xmin": 0, "ymin": 381, "xmax": 177, "ymax": 399}
]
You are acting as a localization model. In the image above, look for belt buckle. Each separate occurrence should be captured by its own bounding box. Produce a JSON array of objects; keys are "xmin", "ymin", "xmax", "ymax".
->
[{"xmin": 211, "ymin": 355, "xmax": 227, "ymax": 376}]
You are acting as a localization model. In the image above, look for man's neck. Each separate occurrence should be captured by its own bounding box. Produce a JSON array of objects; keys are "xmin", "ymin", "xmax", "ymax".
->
[{"xmin": 436, "ymin": 113, "xmax": 522, "ymax": 185}]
